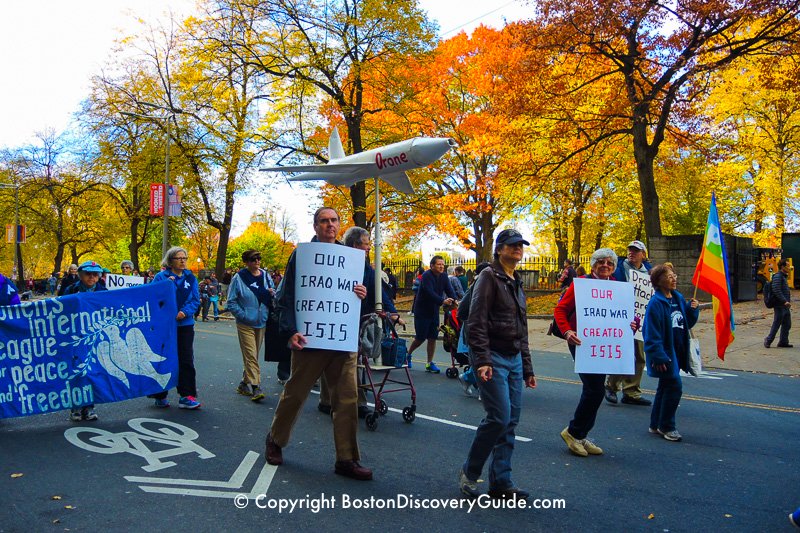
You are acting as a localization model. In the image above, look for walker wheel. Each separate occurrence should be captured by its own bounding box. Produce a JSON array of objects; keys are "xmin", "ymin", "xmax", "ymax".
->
[
  {"xmin": 378, "ymin": 399, "xmax": 388, "ymax": 415},
  {"xmin": 365, "ymin": 413, "xmax": 378, "ymax": 431},
  {"xmin": 402, "ymin": 406, "xmax": 416, "ymax": 423},
  {"xmin": 445, "ymin": 367, "xmax": 458, "ymax": 379}
]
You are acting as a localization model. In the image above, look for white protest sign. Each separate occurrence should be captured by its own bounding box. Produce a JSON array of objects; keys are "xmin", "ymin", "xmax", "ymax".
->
[
  {"xmin": 106, "ymin": 274, "xmax": 145, "ymax": 291},
  {"xmin": 629, "ymin": 269, "xmax": 654, "ymax": 341},
  {"xmin": 294, "ymin": 242, "xmax": 364, "ymax": 351},
  {"xmin": 573, "ymin": 277, "xmax": 635, "ymax": 374}
]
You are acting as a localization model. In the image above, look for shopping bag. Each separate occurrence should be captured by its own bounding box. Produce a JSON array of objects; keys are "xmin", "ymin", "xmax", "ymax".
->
[{"xmin": 687, "ymin": 329, "xmax": 702, "ymax": 377}]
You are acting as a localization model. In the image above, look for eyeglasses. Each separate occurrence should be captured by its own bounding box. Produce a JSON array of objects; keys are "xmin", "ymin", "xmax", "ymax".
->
[
  {"xmin": 173, "ymin": 256, "xmax": 188, "ymax": 261},
  {"xmin": 594, "ymin": 259, "xmax": 615, "ymax": 266},
  {"xmin": 317, "ymin": 217, "xmax": 339, "ymax": 224},
  {"xmin": 248, "ymin": 257, "xmax": 262, "ymax": 262}
]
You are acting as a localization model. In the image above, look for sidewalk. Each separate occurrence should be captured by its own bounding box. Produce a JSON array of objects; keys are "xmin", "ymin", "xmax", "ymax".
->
[{"xmin": 396, "ymin": 294, "xmax": 800, "ymax": 377}]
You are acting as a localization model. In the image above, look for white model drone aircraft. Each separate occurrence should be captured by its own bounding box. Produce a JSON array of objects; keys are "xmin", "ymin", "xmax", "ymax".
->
[{"xmin": 259, "ymin": 128, "xmax": 456, "ymax": 194}]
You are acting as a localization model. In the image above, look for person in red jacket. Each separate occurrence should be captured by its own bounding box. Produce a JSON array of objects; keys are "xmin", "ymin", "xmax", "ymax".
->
[{"xmin": 554, "ymin": 248, "xmax": 638, "ymax": 458}]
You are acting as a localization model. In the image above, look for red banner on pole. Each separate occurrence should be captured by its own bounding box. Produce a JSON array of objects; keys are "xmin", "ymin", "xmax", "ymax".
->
[{"xmin": 150, "ymin": 184, "xmax": 165, "ymax": 216}]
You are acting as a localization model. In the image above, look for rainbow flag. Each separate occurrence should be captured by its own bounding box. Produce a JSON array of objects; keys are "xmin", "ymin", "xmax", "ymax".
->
[{"xmin": 691, "ymin": 192, "xmax": 735, "ymax": 360}]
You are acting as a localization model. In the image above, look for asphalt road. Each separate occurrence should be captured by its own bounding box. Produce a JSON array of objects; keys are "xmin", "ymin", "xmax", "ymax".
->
[{"xmin": 1, "ymin": 320, "xmax": 798, "ymax": 532}]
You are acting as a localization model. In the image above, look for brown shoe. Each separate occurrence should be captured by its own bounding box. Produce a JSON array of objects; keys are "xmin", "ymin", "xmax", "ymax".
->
[
  {"xmin": 265, "ymin": 433, "xmax": 283, "ymax": 465},
  {"xmin": 334, "ymin": 460, "xmax": 373, "ymax": 481}
]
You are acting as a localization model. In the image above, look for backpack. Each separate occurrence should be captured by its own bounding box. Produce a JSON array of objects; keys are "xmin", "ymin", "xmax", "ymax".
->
[{"xmin": 763, "ymin": 279, "xmax": 775, "ymax": 309}]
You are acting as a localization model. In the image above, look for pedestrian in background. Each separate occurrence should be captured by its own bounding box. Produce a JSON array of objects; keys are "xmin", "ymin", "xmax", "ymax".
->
[
  {"xmin": 227, "ymin": 249, "xmax": 272, "ymax": 402},
  {"xmin": 407, "ymin": 256, "xmax": 457, "ymax": 373},
  {"xmin": 58, "ymin": 264, "xmax": 79, "ymax": 296},
  {"xmin": 644, "ymin": 264, "xmax": 699, "ymax": 442},
  {"xmin": 764, "ymin": 259, "xmax": 793, "ymax": 348}
]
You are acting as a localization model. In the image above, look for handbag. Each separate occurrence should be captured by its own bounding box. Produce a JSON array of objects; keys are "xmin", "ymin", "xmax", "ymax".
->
[
  {"xmin": 547, "ymin": 318, "xmax": 566, "ymax": 339},
  {"xmin": 380, "ymin": 318, "xmax": 407, "ymax": 367},
  {"xmin": 263, "ymin": 309, "xmax": 292, "ymax": 363},
  {"xmin": 687, "ymin": 328, "xmax": 702, "ymax": 376}
]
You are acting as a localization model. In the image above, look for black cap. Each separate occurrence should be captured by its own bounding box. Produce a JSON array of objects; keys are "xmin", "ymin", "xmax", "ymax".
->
[{"xmin": 496, "ymin": 229, "xmax": 530, "ymax": 246}]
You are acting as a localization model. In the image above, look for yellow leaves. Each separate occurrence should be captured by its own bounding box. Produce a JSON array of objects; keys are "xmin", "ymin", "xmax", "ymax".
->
[{"xmin": 10, "ymin": 473, "xmax": 23, "ymax": 478}]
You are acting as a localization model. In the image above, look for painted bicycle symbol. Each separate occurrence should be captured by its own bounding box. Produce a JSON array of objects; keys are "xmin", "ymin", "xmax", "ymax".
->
[{"xmin": 64, "ymin": 418, "xmax": 215, "ymax": 472}]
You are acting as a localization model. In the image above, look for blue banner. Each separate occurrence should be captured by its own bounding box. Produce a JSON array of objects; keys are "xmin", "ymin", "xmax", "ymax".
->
[{"xmin": 0, "ymin": 282, "xmax": 178, "ymax": 418}]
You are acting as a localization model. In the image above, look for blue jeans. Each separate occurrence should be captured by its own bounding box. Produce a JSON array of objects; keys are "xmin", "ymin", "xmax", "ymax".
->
[
  {"xmin": 650, "ymin": 375, "xmax": 682, "ymax": 432},
  {"xmin": 463, "ymin": 351, "xmax": 522, "ymax": 491}
]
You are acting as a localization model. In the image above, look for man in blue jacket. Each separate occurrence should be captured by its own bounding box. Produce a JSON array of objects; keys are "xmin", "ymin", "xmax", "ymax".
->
[
  {"xmin": 765, "ymin": 259, "xmax": 793, "ymax": 348},
  {"xmin": 407, "ymin": 255, "xmax": 457, "ymax": 373}
]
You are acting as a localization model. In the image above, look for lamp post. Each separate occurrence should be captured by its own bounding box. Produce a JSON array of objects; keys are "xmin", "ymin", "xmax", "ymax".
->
[
  {"xmin": 120, "ymin": 103, "xmax": 182, "ymax": 258},
  {"xmin": 0, "ymin": 183, "xmax": 20, "ymax": 286}
]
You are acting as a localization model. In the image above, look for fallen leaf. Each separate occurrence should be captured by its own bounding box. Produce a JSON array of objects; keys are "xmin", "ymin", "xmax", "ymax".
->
[
  {"xmin": 52, "ymin": 495, "xmax": 62, "ymax": 500},
  {"xmin": 64, "ymin": 505, "xmax": 75, "ymax": 510},
  {"xmin": 647, "ymin": 514, "xmax": 655, "ymax": 520},
  {"xmin": 10, "ymin": 473, "xmax": 23, "ymax": 478},
  {"xmin": 724, "ymin": 514, "xmax": 733, "ymax": 518},
  {"xmin": 52, "ymin": 519, "xmax": 60, "ymax": 524}
]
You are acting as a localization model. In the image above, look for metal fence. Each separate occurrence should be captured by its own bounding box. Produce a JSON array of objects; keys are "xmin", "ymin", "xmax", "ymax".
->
[{"xmin": 383, "ymin": 256, "xmax": 593, "ymax": 292}]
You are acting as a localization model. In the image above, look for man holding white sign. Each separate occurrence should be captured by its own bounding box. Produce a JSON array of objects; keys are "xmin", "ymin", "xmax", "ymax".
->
[
  {"xmin": 554, "ymin": 248, "xmax": 639, "ymax": 458},
  {"xmin": 604, "ymin": 241, "xmax": 653, "ymax": 406},
  {"xmin": 265, "ymin": 207, "xmax": 372, "ymax": 481}
]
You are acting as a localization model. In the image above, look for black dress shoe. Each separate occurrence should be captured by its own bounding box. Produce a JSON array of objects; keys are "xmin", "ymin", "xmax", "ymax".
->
[
  {"xmin": 604, "ymin": 389, "xmax": 618, "ymax": 404},
  {"xmin": 358, "ymin": 405, "xmax": 371, "ymax": 419},
  {"xmin": 776, "ymin": 343, "xmax": 794, "ymax": 348},
  {"xmin": 265, "ymin": 433, "xmax": 283, "ymax": 465},
  {"xmin": 318, "ymin": 403, "xmax": 332, "ymax": 415},
  {"xmin": 334, "ymin": 460, "xmax": 373, "ymax": 481},
  {"xmin": 621, "ymin": 396, "xmax": 652, "ymax": 406},
  {"xmin": 764, "ymin": 338, "xmax": 771, "ymax": 348},
  {"xmin": 488, "ymin": 487, "xmax": 529, "ymax": 500}
]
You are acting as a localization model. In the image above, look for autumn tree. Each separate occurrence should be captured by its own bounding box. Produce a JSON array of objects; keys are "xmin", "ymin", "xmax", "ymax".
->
[
  {"xmin": 220, "ymin": 0, "xmax": 438, "ymax": 229},
  {"xmin": 533, "ymin": 0, "xmax": 800, "ymax": 239},
  {"xmin": 703, "ymin": 47, "xmax": 800, "ymax": 241}
]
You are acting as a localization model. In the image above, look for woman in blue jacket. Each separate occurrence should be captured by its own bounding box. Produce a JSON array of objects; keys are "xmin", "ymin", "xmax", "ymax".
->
[
  {"xmin": 150, "ymin": 247, "xmax": 201, "ymax": 410},
  {"xmin": 643, "ymin": 264, "xmax": 700, "ymax": 442}
]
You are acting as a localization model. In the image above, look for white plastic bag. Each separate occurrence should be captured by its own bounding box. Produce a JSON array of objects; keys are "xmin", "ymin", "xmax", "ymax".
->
[{"xmin": 687, "ymin": 329, "xmax": 702, "ymax": 377}]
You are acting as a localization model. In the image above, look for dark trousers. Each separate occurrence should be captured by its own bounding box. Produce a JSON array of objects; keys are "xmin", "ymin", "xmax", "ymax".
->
[
  {"xmin": 650, "ymin": 375, "xmax": 682, "ymax": 432},
  {"xmin": 766, "ymin": 306, "xmax": 791, "ymax": 346},
  {"xmin": 567, "ymin": 344, "xmax": 605, "ymax": 439},
  {"xmin": 151, "ymin": 325, "xmax": 197, "ymax": 399}
]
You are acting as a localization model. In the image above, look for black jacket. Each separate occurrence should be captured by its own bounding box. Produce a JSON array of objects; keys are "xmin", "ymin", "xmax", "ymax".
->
[
  {"xmin": 467, "ymin": 262, "xmax": 534, "ymax": 378},
  {"xmin": 772, "ymin": 270, "xmax": 791, "ymax": 306}
]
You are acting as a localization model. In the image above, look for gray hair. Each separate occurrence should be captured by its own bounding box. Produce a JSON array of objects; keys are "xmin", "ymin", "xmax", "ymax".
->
[
  {"xmin": 161, "ymin": 246, "xmax": 189, "ymax": 268},
  {"xmin": 68, "ymin": 264, "xmax": 78, "ymax": 272},
  {"xmin": 343, "ymin": 226, "xmax": 370, "ymax": 248},
  {"xmin": 120, "ymin": 260, "xmax": 134, "ymax": 270},
  {"xmin": 590, "ymin": 248, "xmax": 618, "ymax": 269}
]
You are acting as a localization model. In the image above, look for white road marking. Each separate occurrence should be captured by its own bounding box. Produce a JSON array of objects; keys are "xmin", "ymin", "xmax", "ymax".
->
[
  {"xmin": 311, "ymin": 390, "xmax": 533, "ymax": 442},
  {"xmin": 128, "ymin": 451, "xmax": 278, "ymax": 499}
]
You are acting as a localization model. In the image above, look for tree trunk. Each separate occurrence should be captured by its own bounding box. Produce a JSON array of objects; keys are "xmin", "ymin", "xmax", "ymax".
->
[
  {"xmin": 632, "ymin": 122, "xmax": 662, "ymax": 239},
  {"xmin": 215, "ymin": 224, "xmax": 232, "ymax": 279},
  {"xmin": 129, "ymin": 218, "xmax": 141, "ymax": 272},
  {"xmin": 346, "ymin": 117, "xmax": 367, "ymax": 228},
  {"xmin": 52, "ymin": 243, "xmax": 66, "ymax": 278},
  {"xmin": 15, "ymin": 243, "xmax": 24, "ymax": 287}
]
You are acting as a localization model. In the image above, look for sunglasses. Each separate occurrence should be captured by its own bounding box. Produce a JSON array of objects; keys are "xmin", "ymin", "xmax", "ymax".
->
[{"xmin": 248, "ymin": 257, "xmax": 262, "ymax": 262}]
